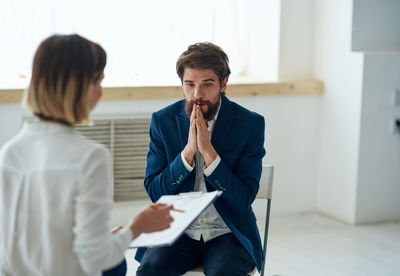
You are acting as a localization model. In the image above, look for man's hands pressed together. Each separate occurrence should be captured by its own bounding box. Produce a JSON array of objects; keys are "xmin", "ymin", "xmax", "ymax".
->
[
  {"xmin": 195, "ymin": 105, "xmax": 218, "ymax": 166},
  {"xmin": 182, "ymin": 103, "xmax": 198, "ymax": 166},
  {"xmin": 183, "ymin": 104, "xmax": 218, "ymax": 168}
]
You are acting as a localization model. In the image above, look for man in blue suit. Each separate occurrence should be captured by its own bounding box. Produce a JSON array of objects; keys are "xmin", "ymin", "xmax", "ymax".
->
[{"xmin": 136, "ymin": 42, "xmax": 266, "ymax": 276}]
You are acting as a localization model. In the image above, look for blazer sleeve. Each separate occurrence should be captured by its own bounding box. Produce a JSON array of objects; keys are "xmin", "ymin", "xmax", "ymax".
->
[
  {"xmin": 144, "ymin": 112, "xmax": 191, "ymax": 202},
  {"xmin": 205, "ymin": 115, "xmax": 266, "ymax": 215}
]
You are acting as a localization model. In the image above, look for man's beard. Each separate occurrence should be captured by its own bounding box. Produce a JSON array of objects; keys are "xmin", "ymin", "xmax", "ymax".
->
[{"xmin": 185, "ymin": 96, "xmax": 221, "ymax": 121}]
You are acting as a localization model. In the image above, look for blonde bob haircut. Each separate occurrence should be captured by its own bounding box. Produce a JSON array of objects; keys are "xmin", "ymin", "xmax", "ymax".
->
[{"xmin": 24, "ymin": 34, "xmax": 106, "ymax": 125}]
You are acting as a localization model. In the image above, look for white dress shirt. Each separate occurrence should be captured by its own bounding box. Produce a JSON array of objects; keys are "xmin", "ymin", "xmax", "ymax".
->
[
  {"xmin": 0, "ymin": 121, "xmax": 132, "ymax": 276},
  {"xmin": 181, "ymin": 103, "xmax": 231, "ymax": 242}
]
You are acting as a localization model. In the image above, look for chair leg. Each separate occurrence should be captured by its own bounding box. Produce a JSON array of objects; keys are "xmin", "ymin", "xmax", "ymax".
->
[{"xmin": 260, "ymin": 199, "xmax": 271, "ymax": 276}]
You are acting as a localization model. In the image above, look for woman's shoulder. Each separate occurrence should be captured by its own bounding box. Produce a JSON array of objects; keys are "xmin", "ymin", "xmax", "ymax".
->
[
  {"xmin": 69, "ymin": 131, "xmax": 110, "ymax": 159},
  {"xmin": 0, "ymin": 131, "xmax": 29, "ymax": 168}
]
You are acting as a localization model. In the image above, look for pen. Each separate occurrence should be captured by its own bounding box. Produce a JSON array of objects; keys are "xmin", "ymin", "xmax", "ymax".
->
[
  {"xmin": 152, "ymin": 203, "xmax": 185, "ymax": 213},
  {"xmin": 171, "ymin": 208, "xmax": 185, "ymax": 213}
]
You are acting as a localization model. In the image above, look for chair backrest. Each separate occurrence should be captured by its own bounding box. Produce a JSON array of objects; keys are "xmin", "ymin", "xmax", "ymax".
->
[
  {"xmin": 255, "ymin": 165, "xmax": 274, "ymax": 276},
  {"xmin": 257, "ymin": 165, "xmax": 274, "ymax": 200}
]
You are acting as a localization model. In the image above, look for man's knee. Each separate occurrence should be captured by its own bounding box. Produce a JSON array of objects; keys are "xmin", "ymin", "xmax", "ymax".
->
[
  {"xmin": 136, "ymin": 252, "xmax": 175, "ymax": 276},
  {"xmin": 136, "ymin": 257, "xmax": 167, "ymax": 275}
]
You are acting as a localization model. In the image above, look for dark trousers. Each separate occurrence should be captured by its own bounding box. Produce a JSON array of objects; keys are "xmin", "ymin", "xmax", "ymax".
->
[
  {"xmin": 136, "ymin": 233, "xmax": 255, "ymax": 276},
  {"xmin": 102, "ymin": 258, "xmax": 127, "ymax": 276}
]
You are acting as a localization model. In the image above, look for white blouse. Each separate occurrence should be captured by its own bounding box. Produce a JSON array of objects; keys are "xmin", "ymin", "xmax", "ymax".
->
[{"xmin": 0, "ymin": 121, "xmax": 132, "ymax": 276}]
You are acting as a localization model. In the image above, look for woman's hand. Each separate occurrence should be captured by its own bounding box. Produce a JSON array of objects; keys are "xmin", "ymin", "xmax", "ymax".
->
[{"xmin": 128, "ymin": 203, "xmax": 174, "ymax": 240}]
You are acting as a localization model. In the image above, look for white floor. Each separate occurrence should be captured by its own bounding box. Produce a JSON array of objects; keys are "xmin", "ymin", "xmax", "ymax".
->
[{"xmin": 111, "ymin": 201, "xmax": 400, "ymax": 276}]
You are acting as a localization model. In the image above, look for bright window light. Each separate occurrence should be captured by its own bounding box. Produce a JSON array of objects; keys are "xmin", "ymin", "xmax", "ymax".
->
[{"xmin": 0, "ymin": 0, "xmax": 280, "ymax": 88}]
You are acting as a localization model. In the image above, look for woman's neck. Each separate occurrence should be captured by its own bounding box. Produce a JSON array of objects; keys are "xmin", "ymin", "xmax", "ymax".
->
[{"xmin": 34, "ymin": 113, "xmax": 72, "ymax": 127}]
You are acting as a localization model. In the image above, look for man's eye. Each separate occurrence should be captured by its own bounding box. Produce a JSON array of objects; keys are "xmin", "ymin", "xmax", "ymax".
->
[
  {"xmin": 186, "ymin": 83, "xmax": 195, "ymax": 87},
  {"xmin": 204, "ymin": 83, "xmax": 212, "ymax": 87}
]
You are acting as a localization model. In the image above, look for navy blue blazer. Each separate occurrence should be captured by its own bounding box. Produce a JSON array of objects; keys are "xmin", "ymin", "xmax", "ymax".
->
[{"xmin": 135, "ymin": 96, "xmax": 266, "ymax": 271}]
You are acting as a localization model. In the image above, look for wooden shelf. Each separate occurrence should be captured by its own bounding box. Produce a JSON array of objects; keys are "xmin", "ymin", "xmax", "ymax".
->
[{"xmin": 0, "ymin": 80, "xmax": 323, "ymax": 104}]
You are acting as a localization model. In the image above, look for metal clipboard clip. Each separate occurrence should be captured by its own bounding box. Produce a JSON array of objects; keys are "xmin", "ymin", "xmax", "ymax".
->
[{"xmin": 177, "ymin": 191, "xmax": 204, "ymax": 198}]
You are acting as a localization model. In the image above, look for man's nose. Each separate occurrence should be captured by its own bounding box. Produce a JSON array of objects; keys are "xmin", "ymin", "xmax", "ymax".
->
[{"xmin": 194, "ymin": 86, "xmax": 203, "ymax": 98}]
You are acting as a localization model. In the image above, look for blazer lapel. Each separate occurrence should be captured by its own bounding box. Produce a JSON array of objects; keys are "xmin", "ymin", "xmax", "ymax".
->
[
  {"xmin": 211, "ymin": 96, "xmax": 234, "ymax": 152},
  {"xmin": 175, "ymin": 103, "xmax": 190, "ymax": 149}
]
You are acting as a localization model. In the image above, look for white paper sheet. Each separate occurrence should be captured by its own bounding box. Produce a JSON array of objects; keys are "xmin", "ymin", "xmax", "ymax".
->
[{"xmin": 129, "ymin": 190, "xmax": 222, "ymax": 248}]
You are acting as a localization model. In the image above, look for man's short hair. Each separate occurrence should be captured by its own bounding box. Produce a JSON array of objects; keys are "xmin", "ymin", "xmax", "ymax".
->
[
  {"xmin": 176, "ymin": 42, "xmax": 231, "ymax": 86},
  {"xmin": 24, "ymin": 34, "xmax": 106, "ymax": 125}
]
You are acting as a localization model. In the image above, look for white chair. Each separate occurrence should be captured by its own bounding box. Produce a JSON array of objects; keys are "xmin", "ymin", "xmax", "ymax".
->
[{"xmin": 184, "ymin": 165, "xmax": 274, "ymax": 276}]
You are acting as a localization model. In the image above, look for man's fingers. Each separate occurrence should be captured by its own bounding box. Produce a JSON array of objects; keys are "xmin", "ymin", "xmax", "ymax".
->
[
  {"xmin": 189, "ymin": 105, "xmax": 197, "ymax": 133},
  {"xmin": 196, "ymin": 104, "xmax": 203, "ymax": 119},
  {"xmin": 196, "ymin": 116, "xmax": 206, "ymax": 131},
  {"xmin": 194, "ymin": 106, "xmax": 207, "ymax": 129},
  {"xmin": 191, "ymin": 104, "xmax": 197, "ymax": 120}
]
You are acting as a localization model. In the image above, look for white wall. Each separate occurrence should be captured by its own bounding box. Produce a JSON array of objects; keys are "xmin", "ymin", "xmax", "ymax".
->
[
  {"xmin": 0, "ymin": 94, "xmax": 321, "ymax": 215},
  {"xmin": 352, "ymin": 0, "xmax": 400, "ymax": 52},
  {"xmin": 234, "ymin": 95, "xmax": 320, "ymax": 214},
  {"xmin": 273, "ymin": 0, "xmax": 321, "ymax": 214},
  {"xmin": 355, "ymin": 55, "xmax": 400, "ymax": 223},
  {"xmin": 310, "ymin": 0, "xmax": 400, "ymax": 224},
  {"xmin": 350, "ymin": 0, "xmax": 400, "ymax": 223},
  {"xmin": 312, "ymin": 0, "xmax": 364, "ymax": 223}
]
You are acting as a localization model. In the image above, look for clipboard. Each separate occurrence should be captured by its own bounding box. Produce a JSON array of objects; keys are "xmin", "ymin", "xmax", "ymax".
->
[{"xmin": 129, "ymin": 190, "xmax": 222, "ymax": 248}]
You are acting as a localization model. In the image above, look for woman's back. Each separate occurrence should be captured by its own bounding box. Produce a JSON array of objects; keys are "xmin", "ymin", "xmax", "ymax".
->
[{"xmin": 0, "ymin": 121, "xmax": 113, "ymax": 276}]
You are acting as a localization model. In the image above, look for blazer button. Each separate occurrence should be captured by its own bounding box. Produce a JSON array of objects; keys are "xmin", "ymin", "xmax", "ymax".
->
[{"xmin": 172, "ymin": 182, "xmax": 176, "ymax": 186}]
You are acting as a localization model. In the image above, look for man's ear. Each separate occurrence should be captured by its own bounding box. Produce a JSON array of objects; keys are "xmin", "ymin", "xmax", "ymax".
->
[{"xmin": 220, "ymin": 76, "xmax": 229, "ymax": 92}]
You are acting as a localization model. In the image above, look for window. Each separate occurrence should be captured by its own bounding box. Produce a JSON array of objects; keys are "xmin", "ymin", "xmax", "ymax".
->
[{"xmin": 0, "ymin": 0, "xmax": 280, "ymax": 88}]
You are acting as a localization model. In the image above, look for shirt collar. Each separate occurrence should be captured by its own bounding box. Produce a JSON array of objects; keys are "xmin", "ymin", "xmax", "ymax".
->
[
  {"xmin": 21, "ymin": 120, "xmax": 73, "ymax": 135},
  {"xmin": 207, "ymin": 98, "xmax": 222, "ymax": 132}
]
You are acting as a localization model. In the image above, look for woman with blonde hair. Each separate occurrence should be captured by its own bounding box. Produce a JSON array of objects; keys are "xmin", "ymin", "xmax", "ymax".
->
[{"xmin": 0, "ymin": 34, "xmax": 173, "ymax": 276}]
